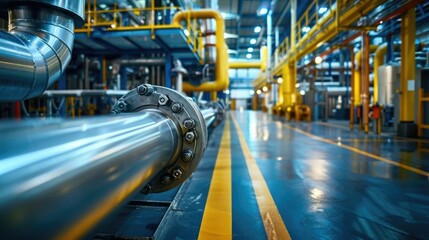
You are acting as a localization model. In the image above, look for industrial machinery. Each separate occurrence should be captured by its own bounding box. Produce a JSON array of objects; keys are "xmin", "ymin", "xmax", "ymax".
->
[{"xmin": 0, "ymin": 84, "xmax": 224, "ymax": 239}]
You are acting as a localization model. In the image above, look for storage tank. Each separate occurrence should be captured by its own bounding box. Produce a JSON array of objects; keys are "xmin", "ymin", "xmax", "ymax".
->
[{"xmin": 377, "ymin": 64, "xmax": 400, "ymax": 106}]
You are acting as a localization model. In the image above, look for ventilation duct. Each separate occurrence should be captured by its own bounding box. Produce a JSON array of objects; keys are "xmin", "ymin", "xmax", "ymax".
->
[{"xmin": 0, "ymin": 0, "xmax": 84, "ymax": 101}]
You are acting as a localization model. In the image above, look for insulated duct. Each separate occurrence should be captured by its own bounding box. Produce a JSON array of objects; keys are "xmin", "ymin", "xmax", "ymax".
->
[{"xmin": 0, "ymin": 0, "xmax": 84, "ymax": 101}]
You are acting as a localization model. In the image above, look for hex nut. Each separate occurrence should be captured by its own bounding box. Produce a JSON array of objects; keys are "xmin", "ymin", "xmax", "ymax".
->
[
  {"xmin": 142, "ymin": 184, "xmax": 152, "ymax": 194},
  {"xmin": 117, "ymin": 101, "xmax": 126, "ymax": 110},
  {"xmin": 172, "ymin": 168, "xmax": 183, "ymax": 178},
  {"xmin": 171, "ymin": 102, "xmax": 182, "ymax": 113},
  {"xmin": 183, "ymin": 118, "xmax": 196, "ymax": 129},
  {"xmin": 161, "ymin": 175, "xmax": 172, "ymax": 185},
  {"xmin": 182, "ymin": 150, "xmax": 194, "ymax": 162},
  {"xmin": 158, "ymin": 94, "xmax": 169, "ymax": 106},
  {"xmin": 185, "ymin": 131, "xmax": 196, "ymax": 143},
  {"xmin": 137, "ymin": 84, "xmax": 154, "ymax": 96}
]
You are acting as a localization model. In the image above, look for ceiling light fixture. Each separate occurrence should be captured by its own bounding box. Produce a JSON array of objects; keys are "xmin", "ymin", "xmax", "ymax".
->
[
  {"xmin": 250, "ymin": 38, "xmax": 257, "ymax": 44},
  {"xmin": 246, "ymin": 53, "xmax": 252, "ymax": 59},
  {"xmin": 258, "ymin": 7, "xmax": 268, "ymax": 15},
  {"xmin": 302, "ymin": 26, "xmax": 311, "ymax": 33},
  {"xmin": 318, "ymin": 7, "xmax": 328, "ymax": 14},
  {"xmin": 247, "ymin": 47, "xmax": 254, "ymax": 52},
  {"xmin": 315, "ymin": 56, "xmax": 323, "ymax": 64},
  {"xmin": 254, "ymin": 26, "xmax": 262, "ymax": 33}
]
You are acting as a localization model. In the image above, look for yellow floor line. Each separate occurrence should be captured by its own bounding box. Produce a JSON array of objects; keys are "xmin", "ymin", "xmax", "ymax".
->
[
  {"xmin": 316, "ymin": 121, "xmax": 429, "ymax": 144},
  {"xmin": 198, "ymin": 118, "xmax": 232, "ymax": 240},
  {"xmin": 284, "ymin": 124, "xmax": 429, "ymax": 177},
  {"xmin": 231, "ymin": 114, "xmax": 291, "ymax": 240}
]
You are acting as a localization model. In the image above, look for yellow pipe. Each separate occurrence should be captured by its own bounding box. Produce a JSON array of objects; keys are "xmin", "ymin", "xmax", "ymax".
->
[
  {"xmin": 260, "ymin": 45, "xmax": 267, "ymax": 72},
  {"xmin": 229, "ymin": 62, "xmax": 263, "ymax": 69},
  {"xmin": 374, "ymin": 44, "xmax": 387, "ymax": 104},
  {"xmin": 353, "ymin": 45, "xmax": 378, "ymax": 105},
  {"xmin": 172, "ymin": 10, "xmax": 229, "ymax": 92},
  {"xmin": 229, "ymin": 46, "xmax": 267, "ymax": 70}
]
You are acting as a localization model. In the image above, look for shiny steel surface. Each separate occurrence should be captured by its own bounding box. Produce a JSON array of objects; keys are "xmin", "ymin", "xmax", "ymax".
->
[
  {"xmin": 0, "ymin": 1, "xmax": 83, "ymax": 101},
  {"xmin": 0, "ymin": 112, "xmax": 179, "ymax": 239},
  {"xmin": 378, "ymin": 65, "xmax": 400, "ymax": 106},
  {"xmin": 1, "ymin": 0, "xmax": 84, "ymax": 25}
]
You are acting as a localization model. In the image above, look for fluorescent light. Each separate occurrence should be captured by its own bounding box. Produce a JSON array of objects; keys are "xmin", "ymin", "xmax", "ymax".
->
[
  {"xmin": 300, "ymin": 90, "xmax": 306, "ymax": 95},
  {"xmin": 247, "ymin": 47, "xmax": 254, "ymax": 52},
  {"xmin": 254, "ymin": 26, "xmax": 262, "ymax": 33},
  {"xmin": 318, "ymin": 7, "xmax": 328, "ymax": 14},
  {"xmin": 258, "ymin": 7, "xmax": 268, "ymax": 15},
  {"xmin": 262, "ymin": 86, "xmax": 268, "ymax": 92},
  {"xmin": 250, "ymin": 38, "xmax": 257, "ymax": 44},
  {"xmin": 256, "ymin": 89, "xmax": 262, "ymax": 95},
  {"xmin": 249, "ymin": 90, "xmax": 255, "ymax": 95},
  {"xmin": 277, "ymin": 77, "xmax": 283, "ymax": 84},
  {"xmin": 246, "ymin": 53, "xmax": 252, "ymax": 59},
  {"xmin": 302, "ymin": 26, "xmax": 311, "ymax": 33},
  {"xmin": 315, "ymin": 56, "xmax": 323, "ymax": 64}
]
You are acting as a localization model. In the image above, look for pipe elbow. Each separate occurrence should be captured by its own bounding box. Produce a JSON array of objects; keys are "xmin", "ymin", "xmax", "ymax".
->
[{"xmin": 0, "ymin": 1, "xmax": 83, "ymax": 101}]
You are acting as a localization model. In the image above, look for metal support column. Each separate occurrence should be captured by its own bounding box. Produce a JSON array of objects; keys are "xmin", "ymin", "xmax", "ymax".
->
[{"xmin": 398, "ymin": 8, "xmax": 417, "ymax": 137}]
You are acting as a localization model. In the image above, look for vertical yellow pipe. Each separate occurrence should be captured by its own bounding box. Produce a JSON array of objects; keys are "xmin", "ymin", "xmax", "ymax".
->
[
  {"xmin": 349, "ymin": 46, "xmax": 355, "ymax": 130},
  {"xmin": 362, "ymin": 33, "xmax": 370, "ymax": 133},
  {"xmin": 353, "ymin": 50, "xmax": 362, "ymax": 106},
  {"xmin": 211, "ymin": 92, "xmax": 217, "ymax": 101},
  {"xmin": 282, "ymin": 64, "xmax": 291, "ymax": 107},
  {"xmin": 260, "ymin": 46, "xmax": 268, "ymax": 72},
  {"xmin": 289, "ymin": 62, "xmax": 297, "ymax": 105},
  {"xmin": 400, "ymin": 8, "xmax": 416, "ymax": 122},
  {"xmin": 374, "ymin": 44, "xmax": 387, "ymax": 104}
]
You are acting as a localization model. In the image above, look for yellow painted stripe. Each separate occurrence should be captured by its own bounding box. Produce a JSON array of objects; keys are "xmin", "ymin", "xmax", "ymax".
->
[
  {"xmin": 198, "ymin": 118, "xmax": 232, "ymax": 239},
  {"xmin": 231, "ymin": 114, "xmax": 291, "ymax": 240},
  {"xmin": 284, "ymin": 124, "xmax": 429, "ymax": 177},
  {"xmin": 316, "ymin": 121, "xmax": 429, "ymax": 144}
]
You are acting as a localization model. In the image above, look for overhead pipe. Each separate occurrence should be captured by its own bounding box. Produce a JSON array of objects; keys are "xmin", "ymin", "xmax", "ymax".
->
[
  {"xmin": 0, "ymin": 0, "xmax": 84, "ymax": 101},
  {"xmin": 0, "ymin": 84, "xmax": 222, "ymax": 239},
  {"xmin": 229, "ymin": 46, "xmax": 267, "ymax": 70},
  {"xmin": 172, "ymin": 10, "xmax": 229, "ymax": 92}
]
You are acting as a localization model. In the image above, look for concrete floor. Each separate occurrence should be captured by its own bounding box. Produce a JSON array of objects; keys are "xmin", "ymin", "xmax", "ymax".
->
[{"xmin": 101, "ymin": 110, "xmax": 429, "ymax": 239}]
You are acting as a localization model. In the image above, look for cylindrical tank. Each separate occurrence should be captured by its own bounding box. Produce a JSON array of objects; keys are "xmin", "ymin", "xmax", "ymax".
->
[{"xmin": 377, "ymin": 64, "xmax": 400, "ymax": 106}]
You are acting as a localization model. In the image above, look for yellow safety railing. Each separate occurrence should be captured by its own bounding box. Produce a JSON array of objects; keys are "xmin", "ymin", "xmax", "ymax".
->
[
  {"xmin": 76, "ymin": 0, "xmax": 202, "ymax": 59},
  {"xmin": 295, "ymin": 0, "xmax": 334, "ymax": 45},
  {"xmin": 274, "ymin": 36, "xmax": 289, "ymax": 66}
]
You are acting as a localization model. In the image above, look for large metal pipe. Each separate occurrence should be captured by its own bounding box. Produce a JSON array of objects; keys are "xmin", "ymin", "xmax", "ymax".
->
[
  {"xmin": 0, "ymin": 0, "xmax": 84, "ymax": 101},
  {"xmin": 0, "ymin": 85, "xmax": 213, "ymax": 239},
  {"xmin": 0, "ymin": 112, "xmax": 179, "ymax": 240}
]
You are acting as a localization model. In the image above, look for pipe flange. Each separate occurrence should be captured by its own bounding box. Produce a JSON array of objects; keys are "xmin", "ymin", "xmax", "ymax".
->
[{"xmin": 111, "ymin": 84, "xmax": 207, "ymax": 193}]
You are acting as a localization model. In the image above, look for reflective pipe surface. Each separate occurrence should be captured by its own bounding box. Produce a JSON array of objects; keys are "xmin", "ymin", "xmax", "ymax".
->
[
  {"xmin": 201, "ymin": 108, "xmax": 217, "ymax": 127},
  {"xmin": 0, "ymin": 112, "xmax": 179, "ymax": 239},
  {"xmin": 0, "ymin": 1, "xmax": 83, "ymax": 101}
]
